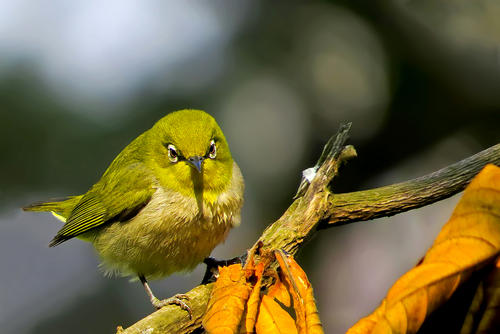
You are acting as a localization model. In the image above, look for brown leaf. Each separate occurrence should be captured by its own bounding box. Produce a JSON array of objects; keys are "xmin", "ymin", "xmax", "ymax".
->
[
  {"xmin": 203, "ymin": 264, "xmax": 253, "ymax": 334},
  {"xmin": 348, "ymin": 164, "xmax": 500, "ymax": 334}
]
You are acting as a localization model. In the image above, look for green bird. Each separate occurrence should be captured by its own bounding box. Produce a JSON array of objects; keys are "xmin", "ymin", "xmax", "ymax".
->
[{"xmin": 23, "ymin": 109, "xmax": 244, "ymax": 311}]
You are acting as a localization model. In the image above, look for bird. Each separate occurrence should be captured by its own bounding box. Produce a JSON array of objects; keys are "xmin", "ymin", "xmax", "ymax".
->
[{"xmin": 23, "ymin": 109, "xmax": 244, "ymax": 312}]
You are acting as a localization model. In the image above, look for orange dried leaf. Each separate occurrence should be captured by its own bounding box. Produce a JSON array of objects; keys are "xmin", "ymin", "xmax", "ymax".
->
[
  {"xmin": 460, "ymin": 257, "xmax": 500, "ymax": 334},
  {"xmin": 304, "ymin": 278, "xmax": 323, "ymax": 334},
  {"xmin": 256, "ymin": 295, "xmax": 298, "ymax": 334},
  {"xmin": 275, "ymin": 250, "xmax": 307, "ymax": 334},
  {"xmin": 267, "ymin": 275, "xmax": 291, "ymax": 308},
  {"xmin": 203, "ymin": 264, "xmax": 252, "ymax": 334},
  {"xmin": 275, "ymin": 250, "xmax": 324, "ymax": 334},
  {"xmin": 240, "ymin": 262, "xmax": 266, "ymax": 334},
  {"xmin": 474, "ymin": 258, "xmax": 500, "ymax": 333},
  {"xmin": 344, "ymin": 308, "xmax": 382, "ymax": 334},
  {"xmin": 348, "ymin": 164, "xmax": 500, "ymax": 334}
]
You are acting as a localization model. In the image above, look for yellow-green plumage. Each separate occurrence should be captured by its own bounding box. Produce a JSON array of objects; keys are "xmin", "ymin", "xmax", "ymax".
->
[{"xmin": 24, "ymin": 109, "xmax": 244, "ymax": 281}]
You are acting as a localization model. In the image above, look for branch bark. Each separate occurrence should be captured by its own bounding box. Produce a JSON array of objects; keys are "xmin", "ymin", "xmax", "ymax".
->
[
  {"xmin": 120, "ymin": 125, "xmax": 500, "ymax": 333},
  {"xmin": 323, "ymin": 143, "xmax": 500, "ymax": 227}
]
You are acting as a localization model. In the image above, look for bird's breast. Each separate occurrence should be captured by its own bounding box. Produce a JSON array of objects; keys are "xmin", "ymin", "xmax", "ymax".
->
[{"xmin": 92, "ymin": 163, "xmax": 244, "ymax": 279}]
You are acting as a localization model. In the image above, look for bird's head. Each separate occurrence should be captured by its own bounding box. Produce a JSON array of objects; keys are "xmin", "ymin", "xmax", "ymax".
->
[{"xmin": 146, "ymin": 109, "xmax": 234, "ymax": 202}]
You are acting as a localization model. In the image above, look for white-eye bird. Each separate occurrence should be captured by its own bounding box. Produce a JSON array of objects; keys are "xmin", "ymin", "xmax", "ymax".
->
[{"xmin": 24, "ymin": 109, "xmax": 244, "ymax": 311}]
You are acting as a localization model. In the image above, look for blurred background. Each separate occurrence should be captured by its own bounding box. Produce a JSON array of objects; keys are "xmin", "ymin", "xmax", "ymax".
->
[{"xmin": 1, "ymin": 0, "xmax": 499, "ymax": 333}]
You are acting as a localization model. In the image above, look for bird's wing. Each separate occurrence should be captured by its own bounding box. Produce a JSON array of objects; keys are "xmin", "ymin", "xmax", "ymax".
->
[{"xmin": 49, "ymin": 163, "xmax": 156, "ymax": 247}]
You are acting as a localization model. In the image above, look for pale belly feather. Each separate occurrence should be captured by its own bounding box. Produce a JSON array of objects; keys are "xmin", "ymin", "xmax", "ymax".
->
[{"xmin": 90, "ymin": 169, "xmax": 243, "ymax": 280}]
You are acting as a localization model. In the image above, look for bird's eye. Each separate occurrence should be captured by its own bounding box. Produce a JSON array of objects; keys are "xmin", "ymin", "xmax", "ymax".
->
[
  {"xmin": 167, "ymin": 144, "xmax": 179, "ymax": 163},
  {"xmin": 208, "ymin": 140, "xmax": 217, "ymax": 159}
]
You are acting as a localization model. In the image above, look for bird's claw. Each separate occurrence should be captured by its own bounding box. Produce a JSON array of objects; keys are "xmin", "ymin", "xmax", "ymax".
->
[{"xmin": 151, "ymin": 294, "xmax": 192, "ymax": 318}]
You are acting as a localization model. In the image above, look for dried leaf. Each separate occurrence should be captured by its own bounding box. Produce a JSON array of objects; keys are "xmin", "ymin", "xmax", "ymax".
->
[
  {"xmin": 267, "ymin": 274, "xmax": 291, "ymax": 308},
  {"xmin": 275, "ymin": 251, "xmax": 307, "ymax": 333},
  {"xmin": 303, "ymin": 276, "xmax": 323, "ymax": 334},
  {"xmin": 275, "ymin": 250, "xmax": 324, "ymax": 334},
  {"xmin": 203, "ymin": 264, "xmax": 253, "ymax": 334},
  {"xmin": 348, "ymin": 164, "xmax": 500, "ymax": 334},
  {"xmin": 256, "ymin": 295, "xmax": 298, "ymax": 334},
  {"xmin": 460, "ymin": 257, "xmax": 500, "ymax": 334},
  {"xmin": 240, "ymin": 262, "xmax": 265, "ymax": 334}
]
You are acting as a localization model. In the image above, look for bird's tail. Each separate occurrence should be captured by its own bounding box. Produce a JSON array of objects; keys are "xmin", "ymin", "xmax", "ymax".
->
[{"xmin": 23, "ymin": 196, "xmax": 82, "ymax": 222}]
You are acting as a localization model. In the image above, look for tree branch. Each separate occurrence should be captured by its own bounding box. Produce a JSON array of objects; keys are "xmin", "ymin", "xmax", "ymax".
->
[
  {"xmin": 120, "ymin": 124, "xmax": 499, "ymax": 333},
  {"xmin": 323, "ymin": 143, "xmax": 500, "ymax": 227}
]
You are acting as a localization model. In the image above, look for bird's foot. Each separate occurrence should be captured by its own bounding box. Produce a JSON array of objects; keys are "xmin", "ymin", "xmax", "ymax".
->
[
  {"xmin": 202, "ymin": 255, "xmax": 247, "ymax": 284},
  {"xmin": 151, "ymin": 294, "xmax": 191, "ymax": 318}
]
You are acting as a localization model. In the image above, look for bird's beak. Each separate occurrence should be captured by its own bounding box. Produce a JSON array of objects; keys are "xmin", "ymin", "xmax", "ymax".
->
[{"xmin": 187, "ymin": 156, "xmax": 204, "ymax": 173}]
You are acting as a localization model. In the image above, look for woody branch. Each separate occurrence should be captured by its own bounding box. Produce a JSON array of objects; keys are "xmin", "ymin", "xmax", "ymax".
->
[{"xmin": 119, "ymin": 125, "xmax": 500, "ymax": 334}]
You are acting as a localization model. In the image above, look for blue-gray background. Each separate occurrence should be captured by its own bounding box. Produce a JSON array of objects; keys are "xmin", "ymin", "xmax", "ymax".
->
[{"xmin": 1, "ymin": 1, "xmax": 499, "ymax": 333}]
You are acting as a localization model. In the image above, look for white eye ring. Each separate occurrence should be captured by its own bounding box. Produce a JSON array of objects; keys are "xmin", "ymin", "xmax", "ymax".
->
[
  {"xmin": 208, "ymin": 140, "xmax": 216, "ymax": 159},
  {"xmin": 167, "ymin": 144, "xmax": 179, "ymax": 163}
]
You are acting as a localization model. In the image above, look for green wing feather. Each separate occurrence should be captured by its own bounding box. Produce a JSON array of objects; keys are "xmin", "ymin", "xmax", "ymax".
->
[
  {"xmin": 23, "ymin": 196, "xmax": 82, "ymax": 217},
  {"xmin": 49, "ymin": 163, "xmax": 155, "ymax": 247}
]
